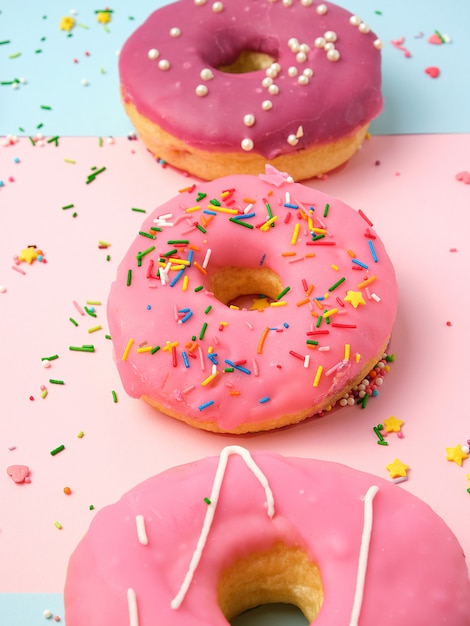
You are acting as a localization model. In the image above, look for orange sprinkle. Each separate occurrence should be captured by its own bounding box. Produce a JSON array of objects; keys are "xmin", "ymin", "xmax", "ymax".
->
[
  {"xmin": 193, "ymin": 261, "xmax": 207, "ymax": 275},
  {"xmin": 357, "ymin": 275, "xmax": 377, "ymax": 289},
  {"xmin": 229, "ymin": 390, "xmax": 241, "ymax": 395},
  {"xmin": 281, "ymin": 251, "xmax": 296, "ymax": 257},
  {"xmin": 306, "ymin": 284, "xmax": 314, "ymax": 296},
  {"xmin": 63, "ymin": 487, "xmax": 72, "ymax": 495},
  {"xmin": 347, "ymin": 249, "xmax": 357, "ymax": 258},
  {"xmin": 257, "ymin": 326, "xmax": 270, "ymax": 354},
  {"xmin": 243, "ymin": 197, "xmax": 256, "ymax": 203},
  {"xmin": 296, "ymin": 297, "xmax": 310, "ymax": 307},
  {"xmin": 305, "ymin": 253, "xmax": 315, "ymax": 259}
]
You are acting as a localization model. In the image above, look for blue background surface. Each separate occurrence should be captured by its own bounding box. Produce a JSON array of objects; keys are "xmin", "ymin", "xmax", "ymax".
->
[{"xmin": 1, "ymin": 0, "xmax": 469, "ymax": 138}]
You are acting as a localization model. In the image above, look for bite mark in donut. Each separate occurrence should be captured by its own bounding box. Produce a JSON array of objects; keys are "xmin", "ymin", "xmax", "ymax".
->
[{"xmin": 119, "ymin": 0, "xmax": 384, "ymax": 180}]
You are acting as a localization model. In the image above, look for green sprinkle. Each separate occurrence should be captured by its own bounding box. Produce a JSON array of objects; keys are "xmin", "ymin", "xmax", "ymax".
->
[
  {"xmin": 316, "ymin": 315, "xmax": 323, "ymax": 328},
  {"xmin": 42, "ymin": 354, "xmax": 59, "ymax": 361},
  {"xmin": 328, "ymin": 277, "xmax": 346, "ymax": 292},
  {"xmin": 54, "ymin": 521, "xmax": 63, "ymax": 530},
  {"xmin": 149, "ymin": 226, "xmax": 162, "ymax": 233},
  {"xmin": 312, "ymin": 233, "xmax": 325, "ymax": 241},
  {"xmin": 150, "ymin": 345, "xmax": 161, "ymax": 354},
  {"xmin": 132, "ymin": 207, "xmax": 146, "ymax": 213},
  {"xmin": 69, "ymin": 317, "xmax": 78, "ymax": 326},
  {"xmin": 62, "ymin": 204, "xmax": 74, "ymax": 210},
  {"xmin": 47, "ymin": 136, "xmax": 59, "ymax": 145},
  {"xmin": 194, "ymin": 285, "xmax": 204, "ymax": 292},
  {"xmin": 306, "ymin": 339, "xmax": 319, "ymax": 346},
  {"xmin": 89, "ymin": 504, "xmax": 95, "ymax": 510},
  {"xmin": 360, "ymin": 393, "xmax": 369, "ymax": 409},
  {"xmin": 36, "ymin": 123, "xmax": 43, "ymax": 130},
  {"xmin": 0, "ymin": 40, "xmax": 11, "ymax": 45},
  {"xmin": 323, "ymin": 203, "xmax": 330, "ymax": 218},
  {"xmin": 167, "ymin": 239, "xmax": 189, "ymax": 245},
  {"xmin": 162, "ymin": 248, "xmax": 177, "ymax": 257},
  {"xmin": 40, "ymin": 105, "xmax": 52, "ymax": 110},
  {"xmin": 196, "ymin": 223, "xmax": 207, "ymax": 234},
  {"xmin": 49, "ymin": 379, "xmax": 65, "ymax": 385},
  {"xmin": 204, "ymin": 305, "xmax": 212, "ymax": 314},
  {"xmin": 203, "ymin": 497, "xmax": 211, "ymax": 505},
  {"xmin": 29, "ymin": 136, "xmax": 36, "ymax": 146},
  {"xmin": 9, "ymin": 52, "xmax": 22, "ymax": 59},
  {"xmin": 69, "ymin": 345, "xmax": 95, "ymax": 352},
  {"xmin": 276, "ymin": 286, "xmax": 291, "ymax": 300},
  {"xmin": 84, "ymin": 306, "xmax": 97, "ymax": 318},
  {"xmin": 86, "ymin": 166, "xmax": 106, "ymax": 184},
  {"xmin": 64, "ymin": 158, "xmax": 76, "ymax": 164},
  {"xmin": 224, "ymin": 367, "xmax": 234, "ymax": 373},
  {"xmin": 50, "ymin": 444, "xmax": 65, "ymax": 456},
  {"xmin": 127, "ymin": 269, "xmax": 132, "ymax": 286},
  {"xmin": 138, "ymin": 231, "xmax": 156, "ymax": 239},
  {"xmin": 137, "ymin": 246, "xmax": 155, "ymax": 259},
  {"xmin": 199, "ymin": 322, "xmax": 208, "ymax": 340},
  {"xmin": 112, "ymin": 390, "xmax": 118, "ymax": 403},
  {"xmin": 265, "ymin": 201, "xmax": 273, "ymax": 220},
  {"xmin": 385, "ymin": 354, "xmax": 395, "ymax": 362},
  {"xmin": 196, "ymin": 192, "xmax": 207, "ymax": 201},
  {"xmin": 228, "ymin": 217, "xmax": 253, "ymax": 229},
  {"xmin": 209, "ymin": 198, "xmax": 221, "ymax": 206}
]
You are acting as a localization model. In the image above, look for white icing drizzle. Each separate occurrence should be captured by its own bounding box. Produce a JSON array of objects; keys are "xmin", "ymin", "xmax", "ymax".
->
[
  {"xmin": 170, "ymin": 445, "xmax": 275, "ymax": 609},
  {"xmin": 127, "ymin": 587, "xmax": 139, "ymax": 626},
  {"xmin": 135, "ymin": 514, "xmax": 148, "ymax": 546},
  {"xmin": 349, "ymin": 485, "xmax": 379, "ymax": 626}
]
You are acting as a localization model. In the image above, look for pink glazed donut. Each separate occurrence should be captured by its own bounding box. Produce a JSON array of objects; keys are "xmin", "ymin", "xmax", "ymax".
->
[
  {"xmin": 107, "ymin": 168, "xmax": 398, "ymax": 433},
  {"xmin": 119, "ymin": 0, "xmax": 383, "ymax": 180},
  {"xmin": 64, "ymin": 447, "xmax": 470, "ymax": 625}
]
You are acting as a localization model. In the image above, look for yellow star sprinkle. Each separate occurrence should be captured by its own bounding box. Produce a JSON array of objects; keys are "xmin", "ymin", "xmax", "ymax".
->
[
  {"xmin": 59, "ymin": 16, "xmax": 76, "ymax": 31},
  {"xmin": 344, "ymin": 290, "xmax": 366, "ymax": 308},
  {"xmin": 96, "ymin": 10, "xmax": 112, "ymax": 24},
  {"xmin": 18, "ymin": 246, "xmax": 38, "ymax": 264},
  {"xmin": 383, "ymin": 415, "xmax": 404, "ymax": 433},
  {"xmin": 386, "ymin": 458, "xmax": 409, "ymax": 479},
  {"xmin": 250, "ymin": 297, "xmax": 271, "ymax": 311},
  {"xmin": 446, "ymin": 445, "xmax": 469, "ymax": 467}
]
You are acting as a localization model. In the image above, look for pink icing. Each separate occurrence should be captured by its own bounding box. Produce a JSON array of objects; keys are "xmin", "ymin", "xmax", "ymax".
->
[
  {"xmin": 107, "ymin": 171, "xmax": 398, "ymax": 432},
  {"xmin": 64, "ymin": 449, "xmax": 470, "ymax": 625},
  {"xmin": 118, "ymin": 0, "xmax": 383, "ymax": 158}
]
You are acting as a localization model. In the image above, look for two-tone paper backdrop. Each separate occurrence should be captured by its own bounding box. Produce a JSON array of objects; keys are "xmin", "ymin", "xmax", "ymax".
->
[{"xmin": 1, "ymin": 1, "xmax": 469, "ymax": 624}]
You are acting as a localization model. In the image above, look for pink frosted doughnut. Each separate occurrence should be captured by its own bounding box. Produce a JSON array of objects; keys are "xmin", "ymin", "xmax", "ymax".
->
[
  {"xmin": 64, "ymin": 447, "xmax": 470, "ymax": 625},
  {"xmin": 119, "ymin": 0, "xmax": 383, "ymax": 180},
  {"xmin": 107, "ymin": 169, "xmax": 398, "ymax": 433}
]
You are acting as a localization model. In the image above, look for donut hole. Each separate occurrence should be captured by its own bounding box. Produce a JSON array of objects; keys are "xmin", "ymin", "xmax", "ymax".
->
[
  {"xmin": 218, "ymin": 50, "xmax": 277, "ymax": 74},
  {"xmin": 218, "ymin": 543, "xmax": 323, "ymax": 623},
  {"xmin": 209, "ymin": 266, "xmax": 283, "ymax": 309}
]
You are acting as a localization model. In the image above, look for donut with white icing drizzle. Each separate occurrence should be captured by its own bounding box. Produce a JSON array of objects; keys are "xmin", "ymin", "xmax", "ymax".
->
[
  {"xmin": 64, "ymin": 447, "xmax": 470, "ymax": 625},
  {"xmin": 119, "ymin": 0, "xmax": 383, "ymax": 180},
  {"xmin": 107, "ymin": 167, "xmax": 397, "ymax": 433}
]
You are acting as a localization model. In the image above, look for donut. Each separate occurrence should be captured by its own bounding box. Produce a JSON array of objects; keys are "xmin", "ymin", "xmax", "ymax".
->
[
  {"xmin": 107, "ymin": 168, "xmax": 398, "ymax": 433},
  {"xmin": 118, "ymin": 0, "xmax": 383, "ymax": 181},
  {"xmin": 64, "ymin": 446, "xmax": 470, "ymax": 625}
]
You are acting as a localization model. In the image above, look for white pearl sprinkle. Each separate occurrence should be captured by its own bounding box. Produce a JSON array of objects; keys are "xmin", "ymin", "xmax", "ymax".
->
[
  {"xmin": 42, "ymin": 359, "xmax": 51, "ymax": 369},
  {"xmin": 296, "ymin": 51, "xmax": 307, "ymax": 63},
  {"xmin": 241, "ymin": 138, "xmax": 254, "ymax": 151},
  {"xmin": 349, "ymin": 15, "xmax": 362, "ymax": 26},
  {"xmin": 212, "ymin": 1, "xmax": 224, "ymax": 12},
  {"xmin": 195, "ymin": 84, "xmax": 208, "ymax": 96},
  {"xmin": 170, "ymin": 27, "xmax": 181, "ymax": 37},
  {"xmin": 287, "ymin": 134, "xmax": 299, "ymax": 146},
  {"xmin": 158, "ymin": 59, "xmax": 170, "ymax": 70},
  {"xmin": 373, "ymin": 39, "xmax": 383, "ymax": 50},
  {"xmin": 262, "ymin": 100, "xmax": 273, "ymax": 110},
  {"xmin": 287, "ymin": 66, "xmax": 298, "ymax": 77},
  {"xmin": 314, "ymin": 37, "xmax": 326, "ymax": 48},
  {"xmin": 147, "ymin": 48, "xmax": 160, "ymax": 60},
  {"xmin": 298, "ymin": 75, "xmax": 309, "ymax": 85},
  {"xmin": 262, "ymin": 76, "xmax": 273, "ymax": 87},
  {"xmin": 200, "ymin": 68, "xmax": 214, "ymax": 80},
  {"xmin": 324, "ymin": 42, "xmax": 335, "ymax": 52},
  {"xmin": 288, "ymin": 38, "xmax": 300, "ymax": 53},
  {"xmin": 316, "ymin": 3, "xmax": 327, "ymax": 14},
  {"xmin": 194, "ymin": 0, "xmax": 206, "ymax": 4},
  {"xmin": 299, "ymin": 43, "xmax": 310, "ymax": 53},
  {"xmin": 81, "ymin": 78, "xmax": 89, "ymax": 86},
  {"xmin": 359, "ymin": 22, "xmax": 370, "ymax": 34},
  {"xmin": 324, "ymin": 31, "xmax": 337, "ymax": 43},
  {"xmin": 243, "ymin": 114, "xmax": 256, "ymax": 127},
  {"xmin": 43, "ymin": 609, "xmax": 53, "ymax": 619},
  {"xmin": 282, "ymin": 0, "xmax": 293, "ymax": 6},
  {"xmin": 300, "ymin": 0, "xmax": 313, "ymax": 5},
  {"xmin": 303, "ymin": 67, "xmax": 313, "ymax": 77},
  {"xmin": 268, "ymin": 83, "xmax": 279, "ymax": 95},
  {"xmin": 326, "ymin": 49, "xmax": 340, "ymax": 62}
]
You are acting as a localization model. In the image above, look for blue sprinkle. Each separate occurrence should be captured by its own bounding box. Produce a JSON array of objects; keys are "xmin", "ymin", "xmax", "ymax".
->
[
  {"xmin": 259, "ymin": 396, "xmax": 270, "ymax": 404},
  {"xmin": 283, "ymin": 203, "xmax": 298, "ymax": 209},
  {"xmin": 182, "ymin": 351, "xmax": 189, "ymax": 368},
  {"xmin": 169, "ymin": 268, "xmax": 185, "ymax": 287},
  {"xmin": 180, "ymin": 310, "xmax": 193, "ymax": 323},
  {"xmin": 283, "ymin": 322, "xmax": 289, "ymax": 328},
  {"xmin": 147, "ymin": 304, "xmax": 152, "ymax": 310},
  {"xmin": 233, "ymin": 212, "xmax": 256, "ymax": 220},
  {"xmin": 188, "ymin": 250, "xmax": 194, "ymax": 265},
  {"xmin": 198, "ymin": 400, "xmax": 214, "ymax": 411},
  {"xmin": 203, "ymin": 209, "xmax": 217, "ymax": 216},
  {"xmin": 224, "ymin": 359, "xmax": 251, "ymax": 375},
  {"xmin": 368, "ymin": 239, "xmax": 378, "ymax": 262},
  {"xmin": 352, "ymin": 258, "xmax": 369, "ymax": 270}
]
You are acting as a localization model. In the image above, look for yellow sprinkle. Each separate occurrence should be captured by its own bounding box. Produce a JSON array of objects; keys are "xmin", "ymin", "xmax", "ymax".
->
[
  {"xmin": 41, "ymin": 389, "xmax": 48, "ymax": 399},
  {"xmin": 136, "ymin": 346, "xmax": 153, "ymax": 353},
  {"xmin": 77, "ymin": 431, "xmax": 84, "ymax": 438},
  {"xmin": 307, "ymin": 216, "xmax": 314, "ymax": 232},
  {"xmin": 355, "ymin": 353, "xmax": 361, "ymax": 363},
  {"xmin": 357, "ymin": 275, "xmax": 377, "ymax": 289},
  {"xmin": 169, "ymin": 264, "xmax": 185, "ymax": 271},
  {"xmin": 296, "ymin": 297, "xmax": 310, "ymax": 307},
  {"xmin": 229, "ymin": 304, "xmax": 240, "ymax": 310},
  {"xmin": 291, "ymin": 222, "xmax": 300, "ymax": 245},
  {"xmin": 201, "ymin": 371, "xmax": 219, "ymax": 386},
  {"xmin": 86, "ymin": 300, "xmax": 102, "ymax": 305},
  {"xmin": 54, "ymin": 521, "xmax": 63, "ymax": 530},
  {"xmin": 313, "ymin": 365, "xmax": 323, "ymax": 387},
  {"xmin": 88, "ymin": 325, "xmax": 102, "ymax": 333},
  {"xmin": 209, "ymin": 206, "xmax": 239, "ymax": 215},
  {"xmin": 208, "ymin": 346, "xmax": 214, "ymax": 353},
  {"xmin": 179, "ymin": 185, "xmax": 194, "ymax": 193},
  {"xmin": 167, "ymin": 258, "xmax": 191, "ymax": 266},
  {"xmin": 121, "ymin": 338, "xmax": 134, "ymax": 360},
  {"xmin": 344, "ymin": 343, "xmax": 351, "ymax": 361},
  {"xmin": 331, "ymin": 264, "xmax": 339, "ymax": 271},
  {"xmin": 311, "ymin": 228, "xmax": 326, "ymax": 234},
  {"xmin": 163, "ymin": 340, "xmax": 178, "ymax": 352},
  {"xmin": 182, "ymin": 275, "xmax": 189, "ymax": 291},
  {"xmin": 323, "ymin": 308, "xmax": 338, "ymax": 319},
  {"xmin": 260, "ymin": 215, "xmax": 278, "ymax": 231},
  {"xmin": 185, "ymin": 205, "xmax": 201, "ymax": 213},
  {"xmin": 221, "ymin": 190, "xmax": 231, "ymax": 199},
  {"xmin": 257, "ymin": 326, "xmax": 270, "ymax": 354},
  {"xmin": 270, "ymin": 300, "xmax": 287, "ymax": 307}
]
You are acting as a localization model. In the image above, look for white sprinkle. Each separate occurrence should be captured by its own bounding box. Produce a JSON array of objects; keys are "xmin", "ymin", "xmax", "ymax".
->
[
  {"xmin": 287, "ymin": 66, "xmax": 298, "ymax": 77},
  {"xmin": 243, "ymin": 113, "xmax": 256, "ymax": 127},
  {"xmin": 324, "ymin": 30, "xmax": 337, "ymax": 43},
  {"xmin": 148, "ymin": 48, "xmax": 159, "ymax": 60},
  {"xmin": 287, "ymin": 134, "xmax": 299, "ymax": 146},
  {"xmin": 268, "ymin": 83, "xmax": 279, "ymax": 95},
  {"xmin": 314, "ymin": 37, "xmax": 326, "ymax": 48},
  {"xmin": 296, "ymin": 51, "xmax": 307, "ymax": 63},
  {"xmin": 373, "ymin": 39, "xmax": 383, "ymax": 49},
  {"xmin": 42, "ymin": 359, "xmax": 51, "ymax": 369},
  {"xmin": 200, "ymin": 68, "xmax": 214, "ymax": 80},
  {"xmin": 135, "ymin": 515, "xmax": 149, "ymax": 545},
  {"xmin": 127, "ymin": 588, "xmax": 139, "ymax": 626},
  {"xmin": 158, "ymin": 59, "xmax": 170, "ymax": 70},
  {"xmin": 241, "ymin": 138, "xmax": 254, "ymax": 151},
  {"xmin": 43, "ymin": 609, "xmax": 53, "ymax": 619},
  {"xmin": 327, "ymin": 49, "xmax": 340, "ymax": 62},
  {"xmin": 202, "ymin": 248, "xmax": 212, "ymax": 269},
  {"xmin": 212, "ymin": 1, "xmax": 224, "ymax": 12},
  {"xmin": 195, "ymin": 84, "xmax": 208, "ymax": 96},
  {"xmin": 349, "ymin": 15, "xmax": 362, "ymax": 26},
  {"xmin": 298, "ymin": 74, "xmax": 309, "ymax": 85},
  {"xmin": 170, "ymin": 27, "xmax": 181, "ymax": 37},
  {"xmin": 359, "ymin": 22, "xmax": 370, "ymax": 34},
  {"xmin": 303, "ymin": 354, "xmax": 310, "ymax": 368},
  {"xmin": 194, "ymin": 0, "xmax": 206, "ymax": 5},
  {"xmin": 261, "ymin": 76, "xmax": 273, "ymax": 88},
  {"xmin": 262, "ymin": 99, "xmax": 273, "ymax": 111},
  {"xmin": 301, "ymin": 0, "xmax": 313, "ymax": 5},
  {"xmin": 316, "ymin": 3, "xmax": 328, "ymax": 14}
]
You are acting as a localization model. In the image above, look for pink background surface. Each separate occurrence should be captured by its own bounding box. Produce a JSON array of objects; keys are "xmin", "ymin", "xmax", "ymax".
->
[{"xmin": 1, "ymin": 133, "xmax": 469, "ymax": 593}]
